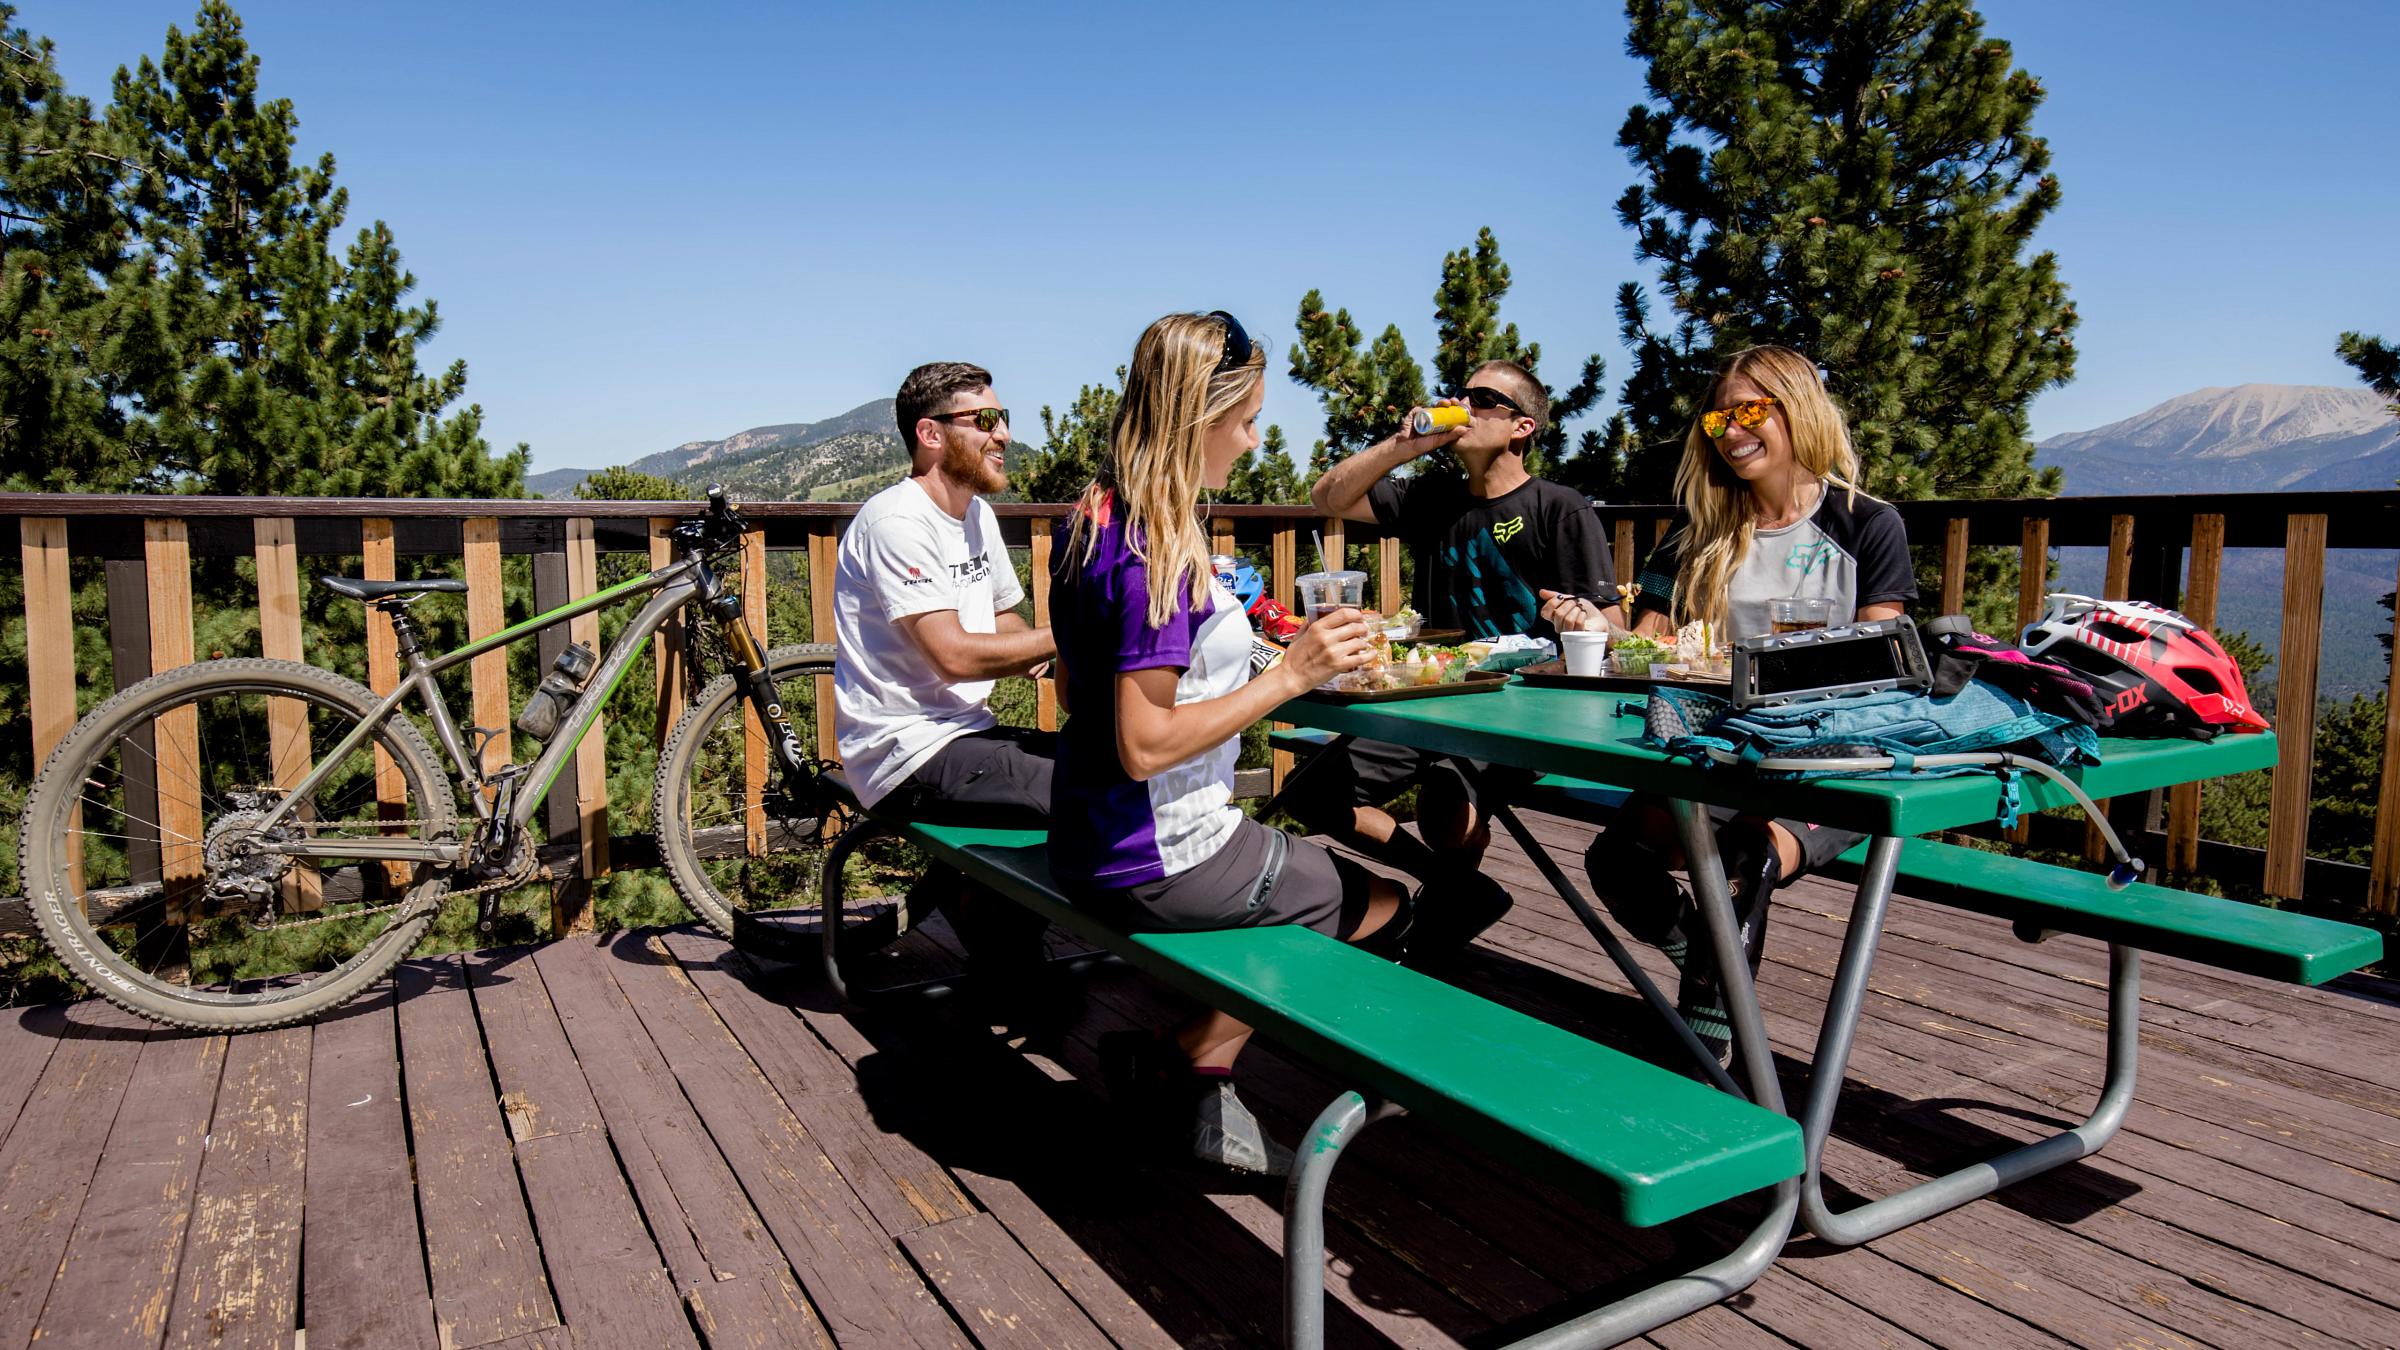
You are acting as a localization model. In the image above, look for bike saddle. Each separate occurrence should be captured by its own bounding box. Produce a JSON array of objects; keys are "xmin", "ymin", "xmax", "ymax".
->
[{"xmin": 316, "ymin": 575, "xmax": 470, "ymax": 601}]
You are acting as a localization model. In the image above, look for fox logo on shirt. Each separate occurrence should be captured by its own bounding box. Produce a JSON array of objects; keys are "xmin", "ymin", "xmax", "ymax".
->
[{"xmin": 1491, "ymin": 516, "xmax": 1526, "ymax": 544}]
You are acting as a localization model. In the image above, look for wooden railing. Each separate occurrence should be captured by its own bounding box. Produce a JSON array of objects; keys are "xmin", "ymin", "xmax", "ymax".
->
[{"xmin": 7, "ymin": 489, "xmax": 2398, "ymax": 927}]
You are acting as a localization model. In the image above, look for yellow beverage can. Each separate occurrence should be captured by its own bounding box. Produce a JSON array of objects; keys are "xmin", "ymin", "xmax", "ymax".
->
[{"xmin": 1410, "ymin": 404, "xmax": 1471, "ymax": 436}]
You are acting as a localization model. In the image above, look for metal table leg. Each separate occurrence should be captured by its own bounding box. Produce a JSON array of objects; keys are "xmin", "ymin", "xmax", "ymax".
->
[
  {"xmin": 1282, "ymin": 1089, "xmax": 1797, "ymax": 1350},
  {"xmin": 1664, "ymin": 800, "xmax": 1785, "ymax": 1109},
  {"xmin": 1794, "ymin": 834, "xmax": 2142, "ymax": 1246},
  {"xmin": 1490, "ymin": 803, "xmax": 1744, "ymax": 1096}
]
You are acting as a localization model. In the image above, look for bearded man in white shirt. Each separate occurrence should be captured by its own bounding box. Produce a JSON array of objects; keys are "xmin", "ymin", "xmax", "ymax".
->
[{"xmin": 833, "ymin": 361, "xmax": 1056, "ymax": 971}]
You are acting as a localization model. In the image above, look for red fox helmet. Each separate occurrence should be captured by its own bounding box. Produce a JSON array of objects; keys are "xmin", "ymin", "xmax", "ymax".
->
[{"xmin": 2019, "ymin": 595, "xmax": 2268, "ymax": 739}]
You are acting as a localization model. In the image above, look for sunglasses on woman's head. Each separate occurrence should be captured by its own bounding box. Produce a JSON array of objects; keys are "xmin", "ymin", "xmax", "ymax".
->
[
  {"xmin": 1207, "ymin": 310, "xmax": 1254, "ymax": 372},
  {"xmin": 1699, "ymin": 395, "xmax": 1778, "ymax": 439},
  {"xmin": 930, "ymin": 407, "xmax": 1010, "ymax": 433},
  {"xmin": 1461, "ymin": 385, "xmax": 1526, "ymax": 415}
]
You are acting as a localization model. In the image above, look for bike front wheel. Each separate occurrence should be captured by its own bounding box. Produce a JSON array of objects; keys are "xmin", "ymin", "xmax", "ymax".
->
[
  {"xmin": 18, "ymin": 658, "xmax": 459, "ymax": 1030},
  {"xmin": 653, "ymin": 643, "xmax": 849, "ymax": 948}
]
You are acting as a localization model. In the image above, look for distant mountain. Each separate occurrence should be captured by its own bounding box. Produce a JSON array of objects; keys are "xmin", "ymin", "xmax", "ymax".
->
[
  {"xmin": 2036, "ymin": 384, "xmax": 2400, "ymax": 701},
  {"xmin": 529, "ymin": 399, "xmax": 908, "ymax": 500},
  {"xmin": 2035, "ymin": 384, "xmax": 2400, "ymax": 495}
]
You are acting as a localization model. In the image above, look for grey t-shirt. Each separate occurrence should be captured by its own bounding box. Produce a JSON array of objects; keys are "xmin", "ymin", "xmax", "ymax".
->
[{"xmin": 1634, "ymin": 487, "xmax": 1916, "ymax": 639}]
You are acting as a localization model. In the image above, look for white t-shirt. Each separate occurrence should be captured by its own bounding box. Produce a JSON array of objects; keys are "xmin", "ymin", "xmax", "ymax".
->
[{"xmin": 833, "ymin": 478, "xmax": 1025, "ymax": 807}]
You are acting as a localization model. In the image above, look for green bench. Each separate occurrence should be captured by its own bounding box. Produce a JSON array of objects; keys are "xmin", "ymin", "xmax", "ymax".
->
[
  {"xmin": 1822, "ymin": 836, "xmax": 2382, "ymax": 986},
  {"xmin": 1793, "ymin": 832, "xmax": 2382, "ymax": 1246},
  {"xmin": 1266, "ymin": 726, "xmax": 1631, "ymax": 821},
  {"xmin": 840, "ymin": 818, "xmax": 1803, "ymax": 1350}
]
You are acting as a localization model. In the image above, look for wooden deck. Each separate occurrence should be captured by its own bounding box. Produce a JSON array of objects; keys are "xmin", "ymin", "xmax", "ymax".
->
[{"xmin": 0, "ymin": 808, "xmax": 2394, "ymax": 1350}]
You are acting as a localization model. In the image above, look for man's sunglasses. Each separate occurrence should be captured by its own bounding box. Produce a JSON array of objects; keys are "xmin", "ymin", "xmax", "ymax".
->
[
  {"xmin": 1461, "ymin": 385, "xmax": 1526, "ymax": 415},
  {"xmin": 1207, "ymin": 310, "xmax": 1254, "ymax": 372},
  {"xmin": 930, "ymin": 407, "xmax": 1011, "ymax": 433},
  {"xmin": 1699, "ymin": 395, "xmax": 1778, "ymax": 439}
]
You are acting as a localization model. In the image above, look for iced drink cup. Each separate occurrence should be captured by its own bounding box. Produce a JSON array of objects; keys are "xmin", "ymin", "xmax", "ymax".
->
[{"xmin": 1295, "ymin": 570, "xmax": 1367, "ymax": 621}]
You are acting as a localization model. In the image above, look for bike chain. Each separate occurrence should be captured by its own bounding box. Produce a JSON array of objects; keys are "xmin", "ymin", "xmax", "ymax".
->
[{"xmin": 244, "ymin": 824, "xmax": 533, "ymax": 932}]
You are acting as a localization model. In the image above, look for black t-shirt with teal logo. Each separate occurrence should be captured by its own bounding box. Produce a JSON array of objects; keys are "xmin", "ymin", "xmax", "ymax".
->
[{"xmin": 1368, "ymin": 474, "xmax": 1615, "ymax": 640}]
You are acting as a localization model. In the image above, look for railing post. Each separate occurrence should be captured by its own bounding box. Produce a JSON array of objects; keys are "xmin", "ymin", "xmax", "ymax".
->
[
  {"xmin": 1270, "ymin": 522, "xmax": 1298, "ymax": 793},
  {"xmin": 145, "ymin": 519, "xmax": 199, "ymax": 903},
  {"xmin": 741, "ymin": 525, "xmax": 770, "ymax": 858},
  {"xmin": 2086, "ymin": 515, "xmax": 2138, "ymax": 862},
  {"xmin": 650, "ymin": 519, "xmax": 685, "ymax": 747},
  {"xmin": 2167, "ymin": 514, "xmax": 2224, "ymax": 874},
  {"xmin": 806, "ymin": 520, "xmax": 840, "ymax": 764},
  {"xmin": 253, "ymin": 517, "xmax": 320, "ymax": 911},
  {"xmin": 103, "ymin": 558, "xmax": 159, "ymax": 888},
  {"xmin": 1030, "ymin": 525, "xmax": 1057, "ymax": 732},
  {"xmin": 1939, "ymin": 517, "xmax": 1968, "ymax": 616},
  {"xmin": 2266, "ymin": 513, "xmax": 2328, "ymax": 899},
  {"xmin": 2372, "ymin": 548, "xmax": 2400, "ymax": 916},
  {"xmin": 462, "ymin": 518, "xmax": 513, "ymax": 792},
  {"xmin": 532, "ymin": 550, "xmax": 585, "ymax": 931},
  {"xmin": 1379, "ymin": 535, "xmax": 1402, "ymax": 615},
  {"xmin": 20, "ymin": 518, "xmax": 80, "ymax": 891},
  {"xmin": 2011, "ymin": 515, "xmax": 2050, "ymax": 845},
  {"xmin": 361, "ymin": 517, "xmax": 411, "ymax": 890},
  {"xmin": 566, "ymin": 518, "xmax": 610, "ymax": 909},
  {"xmin": 1613, "ymin": 518, "xmax": 1636, "ymax": 591}
]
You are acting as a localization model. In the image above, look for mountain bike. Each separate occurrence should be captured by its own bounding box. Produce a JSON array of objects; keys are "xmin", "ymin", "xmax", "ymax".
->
[{"xmin": 17, "ymin": 488, "xmax": 849, "ymax": 1029}]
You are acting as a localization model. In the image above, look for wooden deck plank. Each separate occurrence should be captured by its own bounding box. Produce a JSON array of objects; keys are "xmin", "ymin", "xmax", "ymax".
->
[
  {"xmin": 163, "ymin": 1026, "xmax": 309, "ymax": 1350},
  {"xmin": 898, "ymin": 1211, "xmax": 1113, "ymax": 1350},
  {"xmin": 1466, "ymin": 850, "xmax": 2394, "ymax": 1345},
  {"xmin": 39, "ymin": 1030, "xmax": 224, "ymax": 1350},
  {"xmin": 0, "ymin": 1013, "xmax": 149, "ymax": 1350},
  {"xmin": 461, "ymin": 949, "xmax": 699, "ymax": 1350},
  {"xmin": 0, "ymin": 1005, "xmax": 65, "ymax": 1157},
  {"xmin": 599, "ymin": 930, "xmax": 968, "ymax": 1349},
  {"xmin": 300, "ymin": 987, "xmax": 439, "ymax": 1350},
  {"xmin": 656, "ymin": 929, "xmax": 978, "ymax": 1238},
  {"xmin": 527, "ymin": 937, "xmax": 834, "ymax": 1350},
  {"xmin": 394, "ymin": 957, "xmax": 560, "ymax": 1348}
]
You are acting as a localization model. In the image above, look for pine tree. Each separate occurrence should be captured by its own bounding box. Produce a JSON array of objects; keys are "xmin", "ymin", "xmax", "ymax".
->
[
  {"xmin": 1218, "ymin": 424, "xmax": 1309, "ymax": 505},
  {"xmin": 0, "ymin": 6, "xmax": 159, "ymax": 491},
  {"xmin": 105, "ymin": 0, "xmax": 524, "ymax": 498},
  {"xmin": 1014, "ymin": 371, "xmax": 1121, "ymax": 504},
  {"xmin": 1610, "ymin": 0, "xmax": 2076, "ymax": 503},
  {"xmin": 1289, "ymin": 228, "xmax": 1603, "ymax": 484},
  {"xmin": 2338, "ymin": 330, "xmax": 2399, "ymax": 415}
]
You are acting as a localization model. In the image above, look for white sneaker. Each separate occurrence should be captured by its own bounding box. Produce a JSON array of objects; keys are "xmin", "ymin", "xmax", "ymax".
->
[{"xmin": 1191, "ymin": 1081, "xmax": 1295, "ymax": 1177}]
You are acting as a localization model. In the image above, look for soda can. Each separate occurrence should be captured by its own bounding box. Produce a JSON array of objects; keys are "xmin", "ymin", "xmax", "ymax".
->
[
  {"xmin": 1411, "ymin": 404, "xmax": 1472, "ymax": 436},
  {"xmin": 1210, "ymin": 554, "xmax": 1240, "ymax": 600}
]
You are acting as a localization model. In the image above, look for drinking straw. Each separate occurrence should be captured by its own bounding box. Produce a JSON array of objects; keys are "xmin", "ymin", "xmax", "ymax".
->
[{"xmin": 1313, "ymin": 530, "xmax": 1329, "ymax": 578}]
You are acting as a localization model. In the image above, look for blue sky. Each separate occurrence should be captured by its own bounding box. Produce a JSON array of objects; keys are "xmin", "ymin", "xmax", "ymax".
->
[{"xmin": 27, "ymin": 1, "xmax": 2399, "ymax": 477}]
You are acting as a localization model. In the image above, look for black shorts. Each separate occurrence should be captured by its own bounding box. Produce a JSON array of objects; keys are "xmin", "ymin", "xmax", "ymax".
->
[
  {"xmin": 1611, "ymin": 792, "xmax": 1861, "ymax": 875},
  {"xmin": 878, "ymin": 726, "xmax": 1055, "ymax": 827},
  {"xmin": 1282, "ymin": 736, "xmax": 1538, "ymax": 828},
  {"xmin": 1079, "ymin": 817, "xmax": 1376, "ymax": 940}
]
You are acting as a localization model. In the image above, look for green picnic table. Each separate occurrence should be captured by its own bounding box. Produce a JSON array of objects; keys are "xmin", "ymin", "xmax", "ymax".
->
[{"xmin": 1273, "ymin": 680, "xmax": 2374, "ymax": 1248}]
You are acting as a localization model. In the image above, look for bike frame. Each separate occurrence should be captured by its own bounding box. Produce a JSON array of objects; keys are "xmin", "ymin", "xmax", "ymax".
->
[{"xmin": 254, "ymin": 539, "xmax": 804, "ymax": 867}]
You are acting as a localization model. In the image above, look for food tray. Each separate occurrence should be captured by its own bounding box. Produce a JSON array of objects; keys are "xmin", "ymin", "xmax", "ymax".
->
[
  {"xmin": 1302, "ymin": 668, "xmax": 1513, "ymax": 705},
  {"xmin": 1512, "ymin": 658, "xmax": 1727, "ymax": 693}
]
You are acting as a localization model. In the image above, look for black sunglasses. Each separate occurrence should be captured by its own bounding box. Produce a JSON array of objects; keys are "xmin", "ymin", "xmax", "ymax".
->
[
  {"xmin": 929, "ymin": 407, "xmax": 1010, "ymax": 433},
  {"xmin": 1461, "ymin": 385, "xmax": 1526, "ymax": 415},
  {"xmin": 1207, "ymin": 310, "xmax": 1254, "ymax": 373}
]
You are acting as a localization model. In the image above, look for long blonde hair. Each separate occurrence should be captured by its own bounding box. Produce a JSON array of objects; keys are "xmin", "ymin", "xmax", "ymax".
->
[
  {"xmin": 1064, "ymin": 313, "xmax": 1266, "ymax": 629},
  {"xmin": 1669, "ymin": 345, "xmax": 1867, "ymax": 631}
]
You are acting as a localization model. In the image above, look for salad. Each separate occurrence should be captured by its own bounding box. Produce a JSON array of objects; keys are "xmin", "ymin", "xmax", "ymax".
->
[
  {"xmin": 1330, "ymin": 641, "xmax": 1481, "ymax": 691},
  {"xmin": 1610, "ymin": 633, "xmax": 1671, "ymax": 676}
]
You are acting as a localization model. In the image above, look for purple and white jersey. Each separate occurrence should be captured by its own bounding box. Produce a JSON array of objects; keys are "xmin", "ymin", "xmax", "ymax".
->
[{"xmin": 1049, "ymin": 501, "xmax": 1251, "ymax": 889}]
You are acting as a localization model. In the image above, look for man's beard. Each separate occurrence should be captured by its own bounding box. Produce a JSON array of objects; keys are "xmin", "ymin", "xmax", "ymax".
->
[{"xmin": 941, "ymin": 435, "xmax": 1008, "ymax": 494}]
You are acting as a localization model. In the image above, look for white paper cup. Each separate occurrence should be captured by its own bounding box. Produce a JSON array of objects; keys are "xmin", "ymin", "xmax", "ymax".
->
[{"xmin": 1562, "ymin": 629, "xmax": 1610, "ymax": 677}]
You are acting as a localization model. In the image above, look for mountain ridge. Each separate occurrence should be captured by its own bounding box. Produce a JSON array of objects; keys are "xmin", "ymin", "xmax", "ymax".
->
[
  {"xmin": 528, "ymin": 399, "xmax": 905, "ymax": 498},
  {"xmin": 2036, "ymin": 383, "xmax": 2400, "ymax": 495}
]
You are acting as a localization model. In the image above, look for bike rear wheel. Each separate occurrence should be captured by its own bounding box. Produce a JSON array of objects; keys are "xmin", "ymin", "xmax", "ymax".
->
[
  {"xmin": 18, "ymin": 658, "xmax": 458, "ymax": 1030},
  {"xmin": 655, "ymin": 643, "xmax": 866, "ymax": 951}
]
